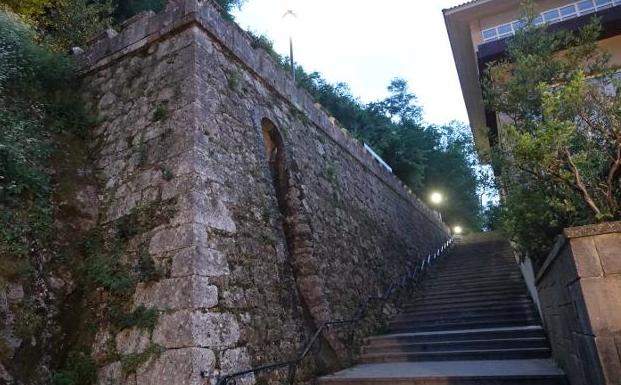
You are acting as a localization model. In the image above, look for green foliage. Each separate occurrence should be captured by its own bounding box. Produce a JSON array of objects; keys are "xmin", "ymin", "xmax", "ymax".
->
[
  {"xmin": 160, "ymin": 165, "xmax": 174, "ymax": 181},
  {"xmin": 213, "ymin": 0, "xmax": 246, "ymax": 20},
  {"xmin": 14, "ymin": 303, "xmax": 45, "ymax": 340},
  {"xmin": 484, "ymin": 10, "xmax": 621, "ymax": 260},
  {"xmin": 111, "ymin": 305, "xmax": 158, "ymax": 331},
  {"xmin": 226, "ymin": 70, "xmax": 241, "ymax": 92},
  {"xmin": 86, "ymin": 249, "xmax": 134, "ymax": 294},
  {"xmin": 0, "ymin": 10, "xmax": 94, "ymax": 289},
  {"xmin": 2, "ymin": 0, "xmax": 114, "ymax": 51},
  {"xmin": 137, "ymin": 244, "xmax": 161, "ymax": 281},
  {"xmin": 52, "ymin": 350, "xmax": 97, "ymax": 385},
  {"xmin": 112, "ymin": 0, "xmax": 166, "ymax": 22},
  {"xmin": 153, "ymin": 102, "xmax": 169, "ymax": 122},
  {"xmin": 120, "ymin": 343, "xmax": 162, "ymax": 374}
]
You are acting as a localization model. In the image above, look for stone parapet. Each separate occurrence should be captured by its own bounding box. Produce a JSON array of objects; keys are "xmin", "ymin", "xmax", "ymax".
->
[{"xmin": 536, "ymin": 221, "xmax": 621, "ymax": 385}]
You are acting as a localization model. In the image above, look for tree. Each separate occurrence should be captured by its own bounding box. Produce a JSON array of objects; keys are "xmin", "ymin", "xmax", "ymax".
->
[
  {"xmin": 0, "ymin": 0, "xmax": 113, "ymax": 50},
  {"xmin": 484, "ymin": 11, "xmax": 621, "ymax": 260},
  {"xmin": 112, "ymin": 0, "xmax": 166, "ymax": 22}
]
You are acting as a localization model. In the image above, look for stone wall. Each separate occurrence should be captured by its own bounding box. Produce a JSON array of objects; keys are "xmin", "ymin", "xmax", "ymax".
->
[
  {"xmin": 536, "ymin": 221, "xmax": 621, "ymax": 385},
  {"xmin": 79, "ymin": 1, "xmax": 450, "ymax": 384}
]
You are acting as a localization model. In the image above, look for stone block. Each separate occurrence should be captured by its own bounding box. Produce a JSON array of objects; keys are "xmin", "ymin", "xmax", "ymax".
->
[
  {"xmin": 568, "ymin": 281, "xmax": 591, "ymax": 335},
  {"xmin": 594, "ymin": 336, "xmax": 621, "ymax": 385},
  {"xmin": 136, "ymin": 347, "xmax": 215, "ymax": 385},
  {"xmin": 220, "ymin": 348, "xmax": 255, "ymax": 385},
  {"xmin": 115, "ymin": 327, "xmax": 151, "ymax": 355},
  {"xmin": 593, "ymin": 233, "xmax": 621, "ymax": 275},
  {"xmin": 170, "ymin": 246, "xmax": 230, "ymax": 278},
  {"xmin": 579, "ymin": 276, "xmax": 621, "ymax": 335},
  {"xmin": 97, "ymin": 361, "xmax": 122, "ymax": 385},
  {"xmin": 153, "ymin": 311, "xmax": 240, "ymax": 349},
  {"xmin": 575, "ymin": 333, "xmax": 607, "ymax": 385},
  {"xmin": 569, "ymin": 236, "xmax": 604, "ymax": 278},
  {"xmin": 133, "ymin": 276, "xmax": 218, "ymax": 310},
  {"xmin": 148, "ymin": 223, "xmax": 207, "ymax": 255}
]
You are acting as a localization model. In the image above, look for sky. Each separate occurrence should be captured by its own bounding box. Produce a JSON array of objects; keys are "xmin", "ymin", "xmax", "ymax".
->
[{"xmin": 233, "ymin": 0, "xmax": 470, "ymax": 126}]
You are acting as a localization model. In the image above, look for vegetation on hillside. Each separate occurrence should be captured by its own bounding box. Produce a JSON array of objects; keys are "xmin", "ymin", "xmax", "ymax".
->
[{"xmin": 484, "ymin": 9, "xmax": 620, "ymax": 263}]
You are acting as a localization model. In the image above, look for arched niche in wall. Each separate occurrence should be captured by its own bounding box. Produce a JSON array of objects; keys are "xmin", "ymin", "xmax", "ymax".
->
[
  {"xmin": 254, "ymin": 111, "xmax": 340, "ymax": 367},
  {"xmin": 260, "ymin": 117, "xmax": 290, "ymax": 224}
]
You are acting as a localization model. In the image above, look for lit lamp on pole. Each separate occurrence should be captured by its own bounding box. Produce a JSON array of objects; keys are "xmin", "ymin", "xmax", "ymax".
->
[
  {"xmin": 429, "ymin": 191, "xmax": 443, "ymax": 206},
  {"xmin": 453, "ymin": 226, "xmax": 463, "ymax": 235},
  {"xmin": 282, "ymin": 4, "xmax": 297, "ymax": 81}
]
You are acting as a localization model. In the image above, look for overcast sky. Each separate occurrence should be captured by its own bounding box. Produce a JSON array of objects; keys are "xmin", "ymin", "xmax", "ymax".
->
[{"xmin": 233, "ymin": 0, "xmax": 469, "ymax": 126}]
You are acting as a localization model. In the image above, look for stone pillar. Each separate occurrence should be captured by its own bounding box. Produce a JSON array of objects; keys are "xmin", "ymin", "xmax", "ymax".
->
[{"xmin": 536, "ymin": 221, "xmax": 621, "ymax": 385}]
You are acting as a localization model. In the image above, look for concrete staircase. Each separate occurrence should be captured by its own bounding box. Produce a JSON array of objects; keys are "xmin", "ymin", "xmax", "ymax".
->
[{"xmin": 320, "ymin": 233, "xmax": 567, "ymax": 385}]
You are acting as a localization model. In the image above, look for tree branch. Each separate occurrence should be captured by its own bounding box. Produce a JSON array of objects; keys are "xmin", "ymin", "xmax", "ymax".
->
[
  {"xmin": 564, "ymin": 148, "xmax": 602, "ymax": 217},
  {"xmin": 606, "ymin": 145, "xmax": 621, "ymax": 214}
]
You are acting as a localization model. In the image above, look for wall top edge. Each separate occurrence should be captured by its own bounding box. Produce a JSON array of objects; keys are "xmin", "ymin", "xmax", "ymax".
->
[
  {"xmin": 78, "ymin": 0, "xmax": 449, "ymax": 233},
  {"xmin": 563, "ymin": 220, "xmax": 621, "ymax": 239},
  {"xmin": 535, "ymin": 220, "xmax": 621, "ymax": 283}
]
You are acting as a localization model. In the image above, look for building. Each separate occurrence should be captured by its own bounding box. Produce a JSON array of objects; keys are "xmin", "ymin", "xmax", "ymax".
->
[{"xmin": 443, "ymin": 0, "xmax": 621, "ymax": 161}]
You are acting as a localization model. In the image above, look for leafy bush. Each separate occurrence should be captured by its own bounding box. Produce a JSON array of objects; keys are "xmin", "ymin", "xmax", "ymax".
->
[
  {"xmin": 52, "ymin": 350, "xmax": 97, "ymax": 385},
  {"xmin": 111, "ymin": 305, "xmax": 158, "ymax": 331},
  {"xmin": 120, "ymin": 344, "xmax": 162, "ymax": 374},
  {"xmin": 112, "ymin": 0, "xmax": 166, "ymax": 22}
]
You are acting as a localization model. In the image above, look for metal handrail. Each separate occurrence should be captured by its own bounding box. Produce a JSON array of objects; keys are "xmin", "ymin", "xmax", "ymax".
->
[{"xmin": 212, "ymin": 237, "xmax": 455, "ymax": 385}]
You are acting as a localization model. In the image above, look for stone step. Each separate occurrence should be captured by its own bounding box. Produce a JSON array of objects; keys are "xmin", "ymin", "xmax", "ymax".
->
[
  {"xmin": 388, "ymin": 318, "xmax": 539, "ymax": 333},
  {"xmin": 426, "ymin": 275, "xmax": 523, "ymax": 286},
  {"xmin": 428, "ymin": 268, "xmax": 519, "ymax": 280},
  {"xmin": 406, "ymin": 293, "xmax": 531, "ymax": 307},
  {"xmin": 397, "ymin": 303, "xmax": 537, "ymax": 320},
  {"xmin": 419, "ymin": 284, "xmax": 528, "ymax": 298},
  {"xmin": 393, "ymin": 309, "xmax": 539, "ymax": 324},
  {"xmin": 402, "ymin": 297, "xmax": 534, "ymax": 312},
  {"xmin": 390, "ymin": 313, "xmax": 540, "ymax": 328},
  {"xmin": 425, "ymin": 273, "xmax": 521, "ymax": 284},
  {"xmin": 318, "ymin": 360, "xmax": 566, "ymax": 385},
  {"xmin": 364, "ymin": 337, "xmax": 549, "ymax": 354},
  {"xmin": 366, "ymin": 326, "xmax": 547, "ymax": 345},
  {"xmin": 422, "ymin": 278, "xmax": 524, "ymax": 290},
  {"xmin": 359, "ymin": 347, "xmax": 552, "ymax": 363}
]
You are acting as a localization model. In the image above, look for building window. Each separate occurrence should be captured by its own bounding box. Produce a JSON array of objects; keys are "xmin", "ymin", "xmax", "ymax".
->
[
  {"xmin": 543, "ymin": 9, "xmax": 561, "ymax": 22},
  {"xmin": 497, "ymin": 23, "xmax": 513, "ymax": 38},
  {"xmin": 577, "ymin": 0, "xmax": 595, "ymax": 13},
  {"xmin": 480, "ymin": 0, "xmax": 619, "ymax": 43},
  {"xmin": 482, "ymin": 28, "xmax": 498, "ymax": 42},
  {"xmin": 595, "ymin": 0, "xmax": 613, "ymax": 9},
  {"xmin": 560, "ymin": 5, "xmax": 578, "ymax": 19}
]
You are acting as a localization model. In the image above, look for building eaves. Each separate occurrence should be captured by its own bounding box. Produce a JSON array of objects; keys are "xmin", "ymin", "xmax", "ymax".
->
[{"xmin": 442, "ymin": 0, "xmax": 497, "ymax": 15}]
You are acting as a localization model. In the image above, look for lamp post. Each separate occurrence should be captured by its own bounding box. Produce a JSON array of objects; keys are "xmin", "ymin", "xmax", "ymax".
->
[{"xmin": 282, "ymin": 8, "xmax": 296, "ymax": 82}]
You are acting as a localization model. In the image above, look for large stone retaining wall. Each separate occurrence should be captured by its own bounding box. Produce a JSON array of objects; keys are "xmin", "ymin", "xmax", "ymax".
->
[
  {"xmin": 79, "ymin": 1, "xmax": 450, "ymax": 384},
  {"xmin": 536, "ymin": 222, "xmax": 621, "ymax": 385}
]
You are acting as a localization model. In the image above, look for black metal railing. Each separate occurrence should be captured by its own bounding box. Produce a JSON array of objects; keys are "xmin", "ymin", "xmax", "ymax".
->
[{"xmin": 212, "ymin": 237, "xmax": 455, "ymax": 385}]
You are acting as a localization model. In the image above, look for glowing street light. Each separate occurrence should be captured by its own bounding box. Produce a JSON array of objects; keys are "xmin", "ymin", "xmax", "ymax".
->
[
  {"xmin": 453, "ymin": 226, "xmax": 463, "ymax": 235},
  {"xmin": 282, "ymin": 5, "xmax": 297, "ymax": 82},
  {"xmin": 429, "ymin": 192, "xmax": 443, "ymax": 205}
]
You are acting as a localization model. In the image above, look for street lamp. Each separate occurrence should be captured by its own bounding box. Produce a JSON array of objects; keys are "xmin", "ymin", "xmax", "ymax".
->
[
  {"xmin": 282, "ymin": 7, "xmax": 297, "ymax": 82},
  {"xmin": 429, "ymin": 192, "xmax": 443, "ymax": 205},
  {"xmin": 453, "ymin": 226, "xmax": 463, "ymax": 235}
]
